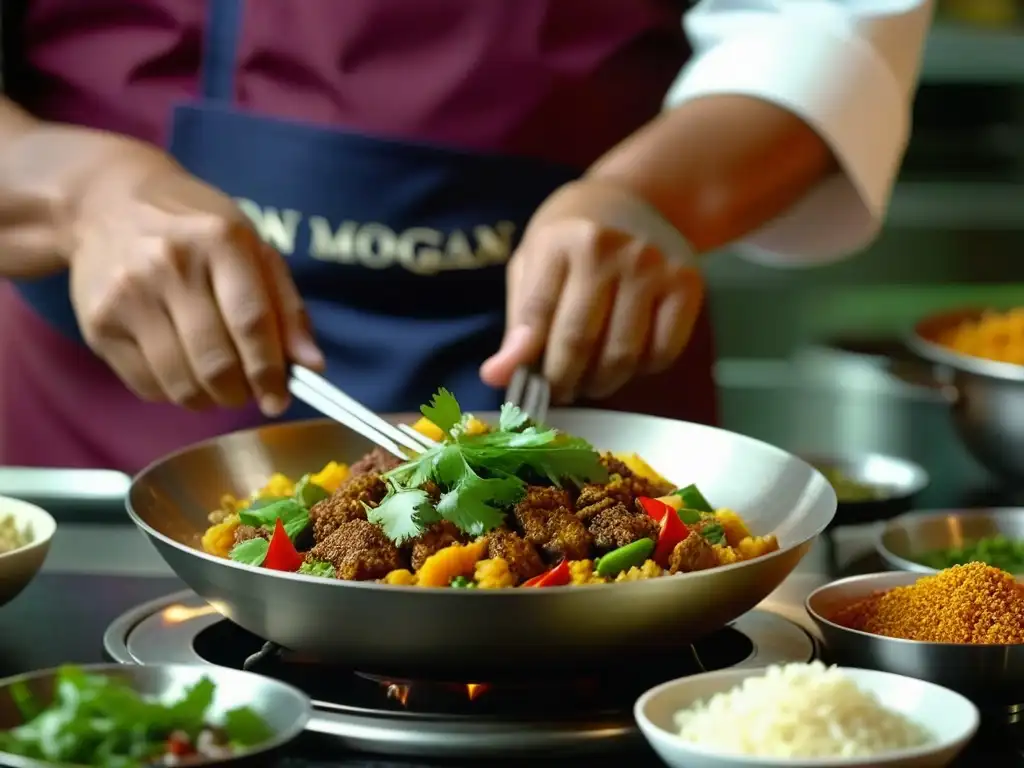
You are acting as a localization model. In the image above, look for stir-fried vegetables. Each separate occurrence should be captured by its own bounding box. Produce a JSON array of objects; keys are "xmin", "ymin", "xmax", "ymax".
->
[
  {"xmin": 201, "ymin": 387, "xmax": 781, "ymax": 588},
  {"xmin": 0, "ymin": 666, "xmax": 272, "ymax": 767},
  {"xmin": 372, "ymin": 390, "xmax": 608, "ymax": 543}
]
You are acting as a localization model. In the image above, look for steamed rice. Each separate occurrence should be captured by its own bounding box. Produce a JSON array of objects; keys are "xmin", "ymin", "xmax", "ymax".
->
[
  {"xmin": 673, "ymin": 662, "xmax": 932, "ymax": 758},
  {"xmin": 0, "ymin": 514, "xmax": 32, "ymax": 555}
]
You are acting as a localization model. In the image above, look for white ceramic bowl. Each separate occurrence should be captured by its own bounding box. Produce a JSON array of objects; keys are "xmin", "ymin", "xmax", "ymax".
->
[
  {"xmin": 635, "ymin": 666, "xmax": 979, "ymax": 768},
  {"xmin": 0, "ymin": 496, "xmax": 56, "ymax": 607}
]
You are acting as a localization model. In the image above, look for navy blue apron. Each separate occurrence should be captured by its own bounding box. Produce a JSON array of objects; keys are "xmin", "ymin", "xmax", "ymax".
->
[{"xmin": 15, "ymin": 0, "xmax": 580, "ymax": 416}]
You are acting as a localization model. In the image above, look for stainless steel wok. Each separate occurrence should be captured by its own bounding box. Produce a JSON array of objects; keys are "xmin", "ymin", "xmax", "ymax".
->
[
  {"xmin": 905, "ymin": 308, "xmax": 1024, "ymax": 486},
  {"xmin": 126, "ymin": 410, "xmax": 836, "ymax": 680}
]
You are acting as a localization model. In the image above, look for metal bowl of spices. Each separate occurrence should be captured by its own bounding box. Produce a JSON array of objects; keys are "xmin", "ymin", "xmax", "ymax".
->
[
  {"xmin": 799, "ymin": 452, "xmax": 929, "ymax": 527},
  {"xmin": 877, "ymin": 508, "xmax": 1024, "ymax": 576},
  {"xmin": 806, "ymin": 570, "xmax": 1024, "ymax": 708}
]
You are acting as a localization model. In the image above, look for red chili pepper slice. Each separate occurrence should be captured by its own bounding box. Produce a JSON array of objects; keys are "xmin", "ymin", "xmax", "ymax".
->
[
  {"xmin": 522, "ymin": 559, "xmax": 571, "ymax": 587},
  {"xmin": 264, "ymin": 517, "xmax": 304, "ymax": 572},
  {"xmin": 653, "ymin": 507, "xmax": 690, "ymax": 567},
  {"xmin": 166, "ymin": 731, "xmax": 194, "ymax": 756},
  {"xmin": 638, "ymin": 496, "xmax": 674, "ymax": 524}
]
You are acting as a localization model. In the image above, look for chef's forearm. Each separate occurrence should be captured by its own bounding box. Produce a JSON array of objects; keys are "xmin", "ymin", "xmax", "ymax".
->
[
  {"xmin": 0, "ymin": 97, "xmax": 127, "ymax": 278},
  {"xmin": 587, "ymin": 94, "xmax": 835, "ymax": 255}
]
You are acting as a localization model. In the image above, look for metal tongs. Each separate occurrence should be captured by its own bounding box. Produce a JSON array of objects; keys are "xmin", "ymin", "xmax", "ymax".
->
[{"xmin": 288, "ymin": 365, "xmax": 551, "ymax": 460}]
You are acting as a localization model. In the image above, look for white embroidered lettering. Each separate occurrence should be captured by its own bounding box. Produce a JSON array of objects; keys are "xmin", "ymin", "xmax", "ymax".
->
[
  {"xmin": 354, "ymin": 224, "xmax": 397, "ymax": 269},
  {"xmin": 474, "ymin": 221, "xmax": 516, "ymax": 266},
  {"xmin": 308, "ymin": 217, "xmax": 358, "ymax": 263},
  {"xmin": 235, "ymin": 198, "xmax": 301, "ymax": 256},
  {"xmin": 303, "ymin": 216, "xmax": 519, "ymax": 273},
  {"xmin": 396, "ymin": 227, "xmax": 444, "ymax": 275}
]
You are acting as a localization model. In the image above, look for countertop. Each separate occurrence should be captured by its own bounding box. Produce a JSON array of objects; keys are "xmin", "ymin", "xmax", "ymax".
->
[{"xmin": 1, "ymin": 520, "xmax": 1020, "ymax": 766}]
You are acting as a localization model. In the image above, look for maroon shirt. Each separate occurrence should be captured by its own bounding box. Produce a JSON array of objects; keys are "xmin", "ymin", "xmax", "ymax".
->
[{"xmin": 0, "ymin": 0, "xmax": 715, "ymax": 472}]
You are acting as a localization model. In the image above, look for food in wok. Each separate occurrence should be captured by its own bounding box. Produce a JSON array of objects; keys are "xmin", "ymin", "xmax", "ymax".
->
[{"xmin": 201, "ymin": 390, "xmax": 779, "ymax": 588}]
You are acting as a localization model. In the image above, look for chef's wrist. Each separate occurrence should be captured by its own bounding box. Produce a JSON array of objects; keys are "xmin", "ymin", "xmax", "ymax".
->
[
  {"xmin": 562, "ymin": 177, "xmax": 698, "ymax": 267},
  {"xmin": 0, "ymin": 117, "xmax": 143, "ymax": 275}
]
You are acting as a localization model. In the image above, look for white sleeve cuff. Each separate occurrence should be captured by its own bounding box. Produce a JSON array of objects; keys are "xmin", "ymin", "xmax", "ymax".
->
[{"xmin": 665, "ymin": 16, "xmax": 911, "ymax": 266}]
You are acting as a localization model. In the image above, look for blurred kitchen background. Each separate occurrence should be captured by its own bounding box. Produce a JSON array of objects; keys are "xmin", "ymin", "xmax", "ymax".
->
[{"xmin": 711, "ymin": 0, "xmax": 1024, "ymax": 508}]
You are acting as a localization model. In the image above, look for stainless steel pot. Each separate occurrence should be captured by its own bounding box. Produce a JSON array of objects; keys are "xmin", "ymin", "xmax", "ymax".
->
[
  {"xmin": 125, "ymin": 410, "xmax": 836, "ymax": 680},
  {"xmin": 907, "ymin": 308, "xmax": 1024, "ymax": 487}
]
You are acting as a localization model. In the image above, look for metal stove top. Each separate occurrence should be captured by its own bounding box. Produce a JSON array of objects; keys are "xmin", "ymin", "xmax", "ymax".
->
[
  {"xmin": 3, "ymin": 523, "xmax": 1024, "ymax": 766},
  {"xmin": 102, "ymin": 591, "xmax": 817, "ymax": 758}
]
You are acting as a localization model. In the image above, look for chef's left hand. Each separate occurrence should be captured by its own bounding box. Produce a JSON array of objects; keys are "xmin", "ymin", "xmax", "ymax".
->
[{"xmin": 480, "ymin": 179, "xmax": 704, "ymax": 404}]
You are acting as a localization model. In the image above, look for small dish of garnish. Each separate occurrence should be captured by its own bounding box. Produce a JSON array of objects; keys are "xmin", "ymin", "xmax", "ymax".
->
[
  {"xmin": 799, "ymin": 452, "xmax": 929, "ymax": 526},
  {"xmin": 878, "ymin": 508, "xmax": 1024, "ymax": 576},
  {"xmin": 0, "ymin": 663, "xmax": 310, "ymax": 767},
  {"xmin": 0, "ymin": 497, "xmax": 56, "ymax": 608}
]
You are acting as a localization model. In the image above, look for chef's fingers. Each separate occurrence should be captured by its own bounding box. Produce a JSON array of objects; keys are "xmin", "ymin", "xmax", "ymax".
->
[
  {"xmin": 645, "ymin": 267, "xmax": 704, "ymax": 374},
  {"xmin": 479, "ymin": 249, "xmax": 567, "ymax": 388},
  {"xmin": 207, "ymin": 225, "xmax": 290, "ymax": 417},
  {"xmin": 161, "ymin": 247, "xmax": 249, "ymax": 408},
  {"xmin": 543, "ymin": 264, "xmax": 615, "ymax": 404},
  {"xmin": 130, "ymin": 307, "xmax": 213, "ymax": 409},
  {"xmin": 260, "ymin": 243, "xmax": 324, "ymax": 371},
  {"xmin": 97, "ymin": 337, "xmax": 165, "ymax": 403},
  {"xmin": 581, "ymin": 246, "xmax": 662, "ymax": 400}
]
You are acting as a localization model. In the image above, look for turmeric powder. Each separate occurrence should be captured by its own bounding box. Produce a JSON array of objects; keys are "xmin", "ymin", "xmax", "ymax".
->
[{"xmin": 830, "ymin": 563, "xmax": 1024, "ymax": 644}]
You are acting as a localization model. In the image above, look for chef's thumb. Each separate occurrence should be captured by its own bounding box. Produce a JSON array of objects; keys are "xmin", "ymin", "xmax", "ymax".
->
[{"xmin": 480, "ymin": 324, "xmax": 544, "ymax": 388}]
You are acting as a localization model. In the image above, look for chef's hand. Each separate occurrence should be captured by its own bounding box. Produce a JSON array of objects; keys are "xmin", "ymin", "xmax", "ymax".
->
[
  {"xmin": 68, "ymin": 138, "xmax": 323, "ymax": 415},
  {"xmin": 480, "ymin": 179, "xmax": 703, "ymax": 403}
]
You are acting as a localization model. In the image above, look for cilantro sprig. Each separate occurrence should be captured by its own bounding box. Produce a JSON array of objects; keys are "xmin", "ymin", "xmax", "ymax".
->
[{"xmin": 371, "ymin": 390, "xmax": 607, "ymax": 544}]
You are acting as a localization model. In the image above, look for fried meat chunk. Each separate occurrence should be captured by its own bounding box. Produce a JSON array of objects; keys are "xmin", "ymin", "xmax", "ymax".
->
[
  {"xmin": 575, "ymin": 476, "xmax": 634, "ymax": 523},
  {"xmin": 600, "ymin": 453, "xmax": 673, "ymax": 498},
  {"xmin": 309, "ymin": 473, "xmax": 387, "ymax": 540},
  {"xmin": 350, "ymin": 447, "xmax": 404, "ymax": 477},
  {"xmin": 308, "ymin": 519, "xmax": 405, "ymax": 581},
  {"xmin": 587, "ymin": 502, "xmax": 659, "ymax": 551},
  {"xmin": 410, "ymin": 520, "xmax": 465, "ymax": 571},
  {"xmin": 487, "ymin": 527, "xmax": 545, "ymax": 584},
  {"xmin": 233, "ymin": 524, "xmax": 268, "ymax": 545},
  {"xmin": 513, "ymin": 486, "xmax": 592, "ymax": 562},
  {"xmin": 668, "ymin": 531, "xmax": 719, "ymax": 574}
]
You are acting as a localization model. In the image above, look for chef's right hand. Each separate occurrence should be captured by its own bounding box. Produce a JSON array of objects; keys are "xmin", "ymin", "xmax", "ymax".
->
[{"xmin": 67, "ymin": 139, "xmax": 324, "ymax": 416}]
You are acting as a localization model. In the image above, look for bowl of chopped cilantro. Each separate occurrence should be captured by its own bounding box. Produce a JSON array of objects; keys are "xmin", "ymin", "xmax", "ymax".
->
[
  {"xmin": 0, "ymin": 496, "xmax": 56, "ymax": 608},
  {"xmin": 877, "ymin": 509, "xmax": 1024, "ymax": 576},
  {"xmin": 0, "ymin": 663, "xmax": 310, "ymax": 767}
]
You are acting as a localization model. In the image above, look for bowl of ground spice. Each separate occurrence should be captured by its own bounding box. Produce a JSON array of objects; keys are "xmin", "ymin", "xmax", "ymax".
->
[{"xmin": 805, "ymin": 564, "xmax": 1024, "ymax": 706}]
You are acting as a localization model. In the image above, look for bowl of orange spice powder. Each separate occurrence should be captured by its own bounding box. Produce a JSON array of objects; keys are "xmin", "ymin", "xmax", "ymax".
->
[
  {"xmin": 806, "ymin": 563, "xmax": 1024, "ymax": 707},
  {"xmin": 906, "ymin": 307, "xmax": 1024, "ymax": 486}
]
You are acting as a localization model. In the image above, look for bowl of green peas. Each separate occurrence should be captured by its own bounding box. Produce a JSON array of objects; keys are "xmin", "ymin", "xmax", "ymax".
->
[{"xmin": 877, "ymin": 508, "xmax": 1024, "ymax": 575}]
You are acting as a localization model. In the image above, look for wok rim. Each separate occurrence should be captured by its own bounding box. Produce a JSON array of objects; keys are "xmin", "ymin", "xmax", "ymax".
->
[
  {"xmin": 126, "ymin": 410, "xmax": 837, "ymax": 596},
  {"xmin": 908, "ymin": 306, "xmax": 1024, "ymax": 383}
]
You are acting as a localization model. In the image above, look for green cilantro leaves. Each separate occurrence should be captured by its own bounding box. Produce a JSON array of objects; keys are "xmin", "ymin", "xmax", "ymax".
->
[
  {"xmin": 372, "ymin": 389, "xmax": 607, "ymax": 544},
  {"xmin": 366, "ymin": 487, "xmax": 439, "ymax": 543},
  {"xmin": 0, "ymin": 666, "xmax": 271, "ymax": 765},
  {"xmin": 420, "ymin": 388, "xmax": 463, "ymax": 436}
]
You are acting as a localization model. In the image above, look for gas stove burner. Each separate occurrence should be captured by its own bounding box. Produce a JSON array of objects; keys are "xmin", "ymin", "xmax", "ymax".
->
[{"xmin": 104, "ymin": 590, "xmax": 818, "ymax": 758}]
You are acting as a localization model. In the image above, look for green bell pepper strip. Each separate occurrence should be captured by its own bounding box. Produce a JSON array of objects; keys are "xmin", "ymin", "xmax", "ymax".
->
[
  {"xmin": 673, "ymin": 484, "xmax": 713, "ymax": 513},
  {"xmin": 595, "ymin": 538, "xmax": 655, "ymax": 578}
]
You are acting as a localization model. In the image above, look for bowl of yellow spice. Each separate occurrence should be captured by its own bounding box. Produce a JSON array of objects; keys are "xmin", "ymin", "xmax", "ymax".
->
[
  {"xmin": 908, "ymin": 306, "xmax": 1024, "ymax": 487},
  {"xmin": 806, "ymin": 564, "xmax": 1024, "ymax": 709}
]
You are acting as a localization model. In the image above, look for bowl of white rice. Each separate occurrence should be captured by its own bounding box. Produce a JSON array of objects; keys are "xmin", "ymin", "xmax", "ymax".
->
[
  {"xmin": 0, "ymin": 496, "xmax": 56, "ymax": 607},
  {"xmin": 634, "ymin": 661, "xmax": 978, "ymax": 768}
]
